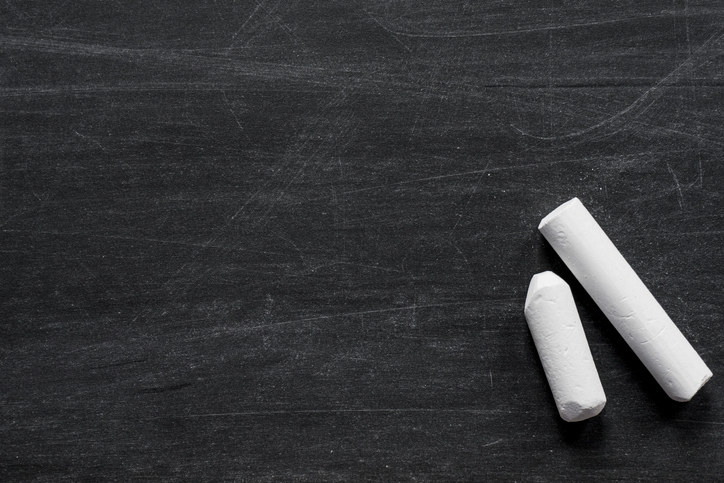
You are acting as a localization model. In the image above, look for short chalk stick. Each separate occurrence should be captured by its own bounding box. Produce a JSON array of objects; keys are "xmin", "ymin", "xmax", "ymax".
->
[{"xmin": 525, "ymin": 271, "xmax": 606, "ymax": 422}]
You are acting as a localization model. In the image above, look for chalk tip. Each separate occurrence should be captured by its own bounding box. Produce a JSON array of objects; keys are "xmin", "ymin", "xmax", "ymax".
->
[
  {"xmin": 559, "ymin": 397, "xmax": 606, "ymax": 422},
  {"xmin": 538, "ymin": 197, "xmax": 583, "ymax": 231},
  {"xmin": 525, "ymin": 271, "xmax": 568, "ymax": 311},
  {"xmin": 669, "ymin": 369, "xmax": 713, "ymax": 402}
]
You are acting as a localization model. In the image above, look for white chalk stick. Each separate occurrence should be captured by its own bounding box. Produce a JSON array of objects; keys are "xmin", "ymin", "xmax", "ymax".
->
[
  {"xmin": 539, "ymin": 198, "xmax": 712, "ymax": 402},
  {"xmin": 525, "ymin": 271, "xmax": 606, "ymax": 422}
]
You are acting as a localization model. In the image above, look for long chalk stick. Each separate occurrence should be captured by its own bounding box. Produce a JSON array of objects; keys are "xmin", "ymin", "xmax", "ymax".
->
[{"xmin": 539, "ymin": 198, "xmax": 712, "ymax": 401}]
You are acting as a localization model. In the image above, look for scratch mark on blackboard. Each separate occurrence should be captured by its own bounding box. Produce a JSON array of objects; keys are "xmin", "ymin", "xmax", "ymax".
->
[
  {"xmin": 72, "ymin": 129, "xmax": 106, "ymax": 151},
  {"xmin": 666, "ymin": 163, "xmax": 684, "ymax": 209},
  {"xmin": 449, "ymin": 159, "xmax": 492, "ymax": 237},
  {"xmin": 256, "ymin": 0, "xmax": 300, "ymax": 46},
  {"xmin": 283, "ymin": 260, "xmax": 403, "ymax": 279},
  {"xmin": 161, "ymin": 407, "xmax": 505, "ymax": 419},
  {"xmin": 228, "ymin": 0, "xmax": 266, "ymax": 46},
  {"xmin": 160, "ymin": 91, "xmax": 351, "ymax": 296},
  {"xmin": 683, "ymin": 1, "xmax": 693, "ymax": 57},
  {"xmin": 364, "ymin": 12, "xmax": 673, "ymax": 39},
  {"xmin": 220, "ymin": 90, "xmax": 246, "ymax": 136},
  {"xmin": 363, "ymin": 9, "xmax": 411, "ymax": 53},
  {"xmin": 0, "ymin": 229, "xmax": 286, "ymax": 256},
  {"xmin": 0, "ymin": 209, "xmax": 32, "ymax": 229},
  {"xmin": 246, "ymin": 300, "xmax": 484, "ymax": 331},
  {"xmin": 276, "ymin": 234, "xmax": 310, "ymax": 268},
  {"xmin": 482, "ymin": 438, "xmax": 502, "ymax": 448},
  {"xmin": 683, "ymin": 0, "xmax": 705, "ymax": 188},
  {"xmin": 451, "ymin": 241, "xmax": 470, "ymax": 269},
  {"xmin": 325, "ymin": 157, "xmax": 583, "ymax": 199},
  {"xmin": 409, "ymin": 63, "xmax": 440, "ymax": 139},
  {"xmin": 511, "ymin": 29, "xmax": 723, "ymax": 141}
]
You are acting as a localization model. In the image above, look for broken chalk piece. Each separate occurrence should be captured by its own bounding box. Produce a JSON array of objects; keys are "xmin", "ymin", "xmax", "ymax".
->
[
  {"xmin": 525, "ymin": 271, "xmax": 606, "ymax": 422},
  {"xmin": 538, "ymin": 198, "xmax": 712, "ymax": 402}
]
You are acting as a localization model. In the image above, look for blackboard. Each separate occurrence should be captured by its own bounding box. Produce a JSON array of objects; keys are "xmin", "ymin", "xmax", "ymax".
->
[{"xmin": 2, "ymin": 1, "xmax": 722, "ymax": 480}]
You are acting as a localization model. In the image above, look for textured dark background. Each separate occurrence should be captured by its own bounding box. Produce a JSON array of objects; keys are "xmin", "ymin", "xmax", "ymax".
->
[{"xmin": 1, "ymin": 1, "xmax": 723, "ymax": 480}]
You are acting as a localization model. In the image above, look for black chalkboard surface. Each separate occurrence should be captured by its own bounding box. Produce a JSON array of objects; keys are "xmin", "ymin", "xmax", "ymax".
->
[{"xmin": 1, "ymin": 1, "xmax": 722, "ymax": 480}]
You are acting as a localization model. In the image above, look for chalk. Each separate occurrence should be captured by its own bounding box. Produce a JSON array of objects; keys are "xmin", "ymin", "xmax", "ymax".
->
[
  {"xmin": 525, "ymin": 271, "xmax": 606, "ymax": 422},
  {"xmin": 539, "ymin": 198, "xmax": 712, "ymax": 402}
]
